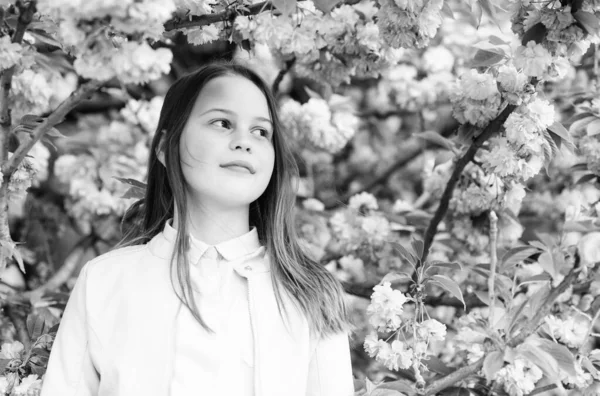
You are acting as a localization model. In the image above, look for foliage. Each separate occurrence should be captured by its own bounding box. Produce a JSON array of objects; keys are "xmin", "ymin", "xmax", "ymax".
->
[{"xmin": 0, "ymin": 0, "xmax": 600, "ymax": 395}]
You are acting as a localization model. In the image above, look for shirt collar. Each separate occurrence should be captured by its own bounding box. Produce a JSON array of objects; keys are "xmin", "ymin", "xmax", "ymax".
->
[{"xmin": 162, "ymin": 219, "xmax": 262, "ymax": 263}]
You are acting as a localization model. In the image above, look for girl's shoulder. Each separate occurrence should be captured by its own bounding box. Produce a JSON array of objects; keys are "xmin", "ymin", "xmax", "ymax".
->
[{"xmin": 85, "ymin": 243, "xmax": 153, "ymax": 275}]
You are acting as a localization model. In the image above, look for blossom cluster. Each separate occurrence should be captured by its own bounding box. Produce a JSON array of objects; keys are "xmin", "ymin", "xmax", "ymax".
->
[
  {"xmin": 0, "ymin": 341, "xmax": 42, "ymax": 395},
  {"xmin": 329, "ymin": 193, "xmax": 392, "ymax": 253},
  {"xmin": 494, "ymin": 358, "xmax": 543, "ymax": 396},
  {"xmin": 450, "ymin": 68, "xmax": 502, "ymax": 128},
  {"xmin": 545, "ymin": 314, "xmax": 589, "ymax": 348},
  {"xmin": 232, "ymin": 0, "xmax": 437, "ymax": 86},
  {"xmin": 366, "ymin": 56, "xmax": 455, "ymax": 114},
  {"xmin": 279, "ymin": 95, "xmax": 359, "ymax": 153},
  {"xmin": 482, "ymin": 97, "xmax": 556, "ymax": 184},
  {"xmin": 510, "ymin": 1, "xmax": 598, "ymax": 64},
  {"xmin": 375, "ymin": 0, "xmax": 444, "ymax": 49},
  {"xmin": 36, "ymin": 0, "xmax": 174, "ymax": 85},
  {"xmin": 364, "ymin": 282, "xmax": 447, "ymax": 381},
  {"xmin": 53, "ymin": 97, "xmax": 161, "ymax": 233},
  {"xmin": 1, "ymin": 144, "xmax": 50, "ymax": 203}
]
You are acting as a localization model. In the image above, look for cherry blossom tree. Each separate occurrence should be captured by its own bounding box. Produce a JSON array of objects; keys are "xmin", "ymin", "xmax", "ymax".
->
[{"xmin": 0, "ymin": 0, "xmax": 600, "ymax": 395}]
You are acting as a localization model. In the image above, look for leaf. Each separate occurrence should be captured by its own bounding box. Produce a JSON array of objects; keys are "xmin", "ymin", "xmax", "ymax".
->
[
  {"xmin": 430, "ymin": 275, "xmax": 466, "ymax": 309},
  {"xmin": 390, "ymin": 242, "xmax": 418, "ymax": 266},
  {"xmin": 528, "ymin": 240, "xmax": 547, "ymax": 252},
  {"xmin": 547, "ymin": 121, "xmax": 576, "ymax": 152},
  {"xmin": 371, "ymin": 389, "xmax": 405, "ymax": 396},
  {"xmin": 27, "ymin": 314, "xmax": 45, "ymax": 341},
  {"xmin": 586, "ymin": 119, "xmax": 600, "ymax": 137},
  {"xmin": 423, "ymin": 356, "xmax": 453, "ymax": 375},
  {"xmin": 470, "ymin": 1, "xmax": 483, "ymax": 28},
  {"xmin": 380, "ymin": 272, "xmax": 412, "ymax": 284},
  {"xmin": 377, "ymin": 379, "xmax": 416, "ymax": 395},
  {"xmin": 537, "ymin": 251, "xmax": 558, "ymax": 280},
  {"xmin": 121, "ymin": 186, "xmax": 146, "ymax": 200},
  {"xmin": 45, "ymin": 127, "xmax": 66, "ymax": 138},
  {"xmin": 521, "ymin": 23, "xmax": 547, "ymax": 45},
  {"xmin": 570, "ymin": 162, "xmax": 589, "ymax": 171},
  {"xmin": 470, "ymin": 49, "xmax": 505, "ymax": 67},
  {"xmin": 581, "ymin": 357, "xmax": 600, "ymax": 380},
  {"xmin": 488, "ymin": 35, "xmax": 510, "ymax": 45},
  {"xmin": 270, "ymin": 0, "xmax": 297, "ymax": 15},
  {"xmin": 483, "ymin": 351, "xmax": 504, "ymax": 382},
  {"xmin": 471, "ymin": 40, "xmax": 507, "ymax": 56},
  {"xmin": 438, "ymin": 388, "xmax": 473, "ymax": 396},
  {"xmin": 27, "ymin": 30, "xmax": 62, "ymax": 48},
  {"xmin": 533, "ymin": 338, "xmax": 577, "ymax": 377},
  {"xmin": 0, "ymin": 240, "xmax": 25, "ymax": 273},
  {"xmin": 518, "ymin": 273, "xmax": 551, "ymax": 284},
  {"xmin": 414, "ymin": 130, "xmax": 456, "ymax": 152},
  {"xmin": 411, "ymin": 238, "xmax": 424, "ymax": 259},
  {"xmin": 428, "ymin": 261, "xmax": 463, "ymax": 272},
  {"xmin": 441, "ymin": 1, "xmax": 454, "ymax": 19},
  {"xmin": 523, "ymin": 284, "xmax": 550, "ymax": 321},
  {"xmin": 501, "ymin": 246, "xmax": 541, "ymax": 269},
  {"xmin": 312, "ymin": 0, "xmax": 340, "ymax": 13},
  {"xmin": 113, "ymin": 177, "xmax": 147, "ymax": 190},
  {"xmin": 474, "ymin": 290, "xmax": 504, "ymax": 308},
  {"xmin": 518, "ymin": 343, "xmax": 560, "ymax": 378},
  {"xmin": 573, "ymin": 10, "xmax": 600, "ymax": 35},
  {"xmin": 478, "ymin": 0, "xmax": 501, "ymax": 29},
  {"xmin": 575, "ymin": 174, "xmax": 598, "ymax": 185},
  {"xmin": 31, "ymin": 348, "xmax": 50, "ymax": 358},
  {"xmin": 569, "ymin": 115, "xmax": 597, "ymax": 134}
]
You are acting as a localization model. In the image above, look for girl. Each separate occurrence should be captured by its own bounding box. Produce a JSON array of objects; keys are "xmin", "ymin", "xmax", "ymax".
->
[{"xmin": 40, "ymin": 62, "xmax": 354, "ymax": 396}]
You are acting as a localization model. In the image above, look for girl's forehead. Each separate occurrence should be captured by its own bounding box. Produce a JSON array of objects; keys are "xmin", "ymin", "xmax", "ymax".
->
[{"xmin": 193, "ymin": 75, "xmax": 270, "ymax": 116}]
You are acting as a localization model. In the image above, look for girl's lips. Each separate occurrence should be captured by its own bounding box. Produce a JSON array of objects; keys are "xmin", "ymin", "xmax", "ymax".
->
[{"xmin": 222, "ymin": 165, "xmax": 253, "ymax": 174}]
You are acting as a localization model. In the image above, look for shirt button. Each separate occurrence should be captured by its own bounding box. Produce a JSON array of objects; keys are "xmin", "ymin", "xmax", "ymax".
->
[{"xmin": 245, "ymin": 265, "xmax": 252, "ymax": 271}]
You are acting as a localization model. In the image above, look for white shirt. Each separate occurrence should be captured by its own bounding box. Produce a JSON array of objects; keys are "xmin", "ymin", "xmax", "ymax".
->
[{"xmin": 168, "ymin": 222, "xmax": 264, "ymax": 396}]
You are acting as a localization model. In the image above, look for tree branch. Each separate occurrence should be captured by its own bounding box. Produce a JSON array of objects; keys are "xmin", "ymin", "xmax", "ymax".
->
[
  {"xmin": 508, "ymin": 264, "xmax": 580, "ymax": 347},
  {"xmin": 272, "ymin": 57, "xmax": 295, "ymax": 97},
  {"xmin": 2, "ymin": 79, "xmax": 103, "ymax": 178},
  {"xmin": 422, "ymin": 356, "xmax": 485, "ymax": 395},
  {"xmin": 0, "ymin": 0, "xmax": 37, "ymax": 160},
  {"xmin": 417, "ymin": 104, "xmax": 516, "ymax": 268},
  {"xmin": 342, "ymin": 280, "xmax": 485, "ymax": 308},
  {"xmin": 4, "ymin": 304, "xmax": 30, "ymax": 350},
  {"xmin": 163, "ymin": 1, "xmax": 275, "ymax": 31},
  {"xmin": 326, "ymin": 120, "xmax": 458, "ymax": 210}
]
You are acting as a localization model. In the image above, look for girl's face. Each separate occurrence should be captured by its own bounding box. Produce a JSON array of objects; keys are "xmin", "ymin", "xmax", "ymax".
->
[{"xmin": 179, "ymin": 75, "xmax": 275, "ymax": 210}]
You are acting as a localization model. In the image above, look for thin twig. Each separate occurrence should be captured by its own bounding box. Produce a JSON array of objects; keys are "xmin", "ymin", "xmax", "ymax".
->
[
  {"xmin": 527, "ymin": 384, "xmax": 557, "ymax": 396},
  {"xmin": 2, "ymin": 79, "xmax": 103, "ymax": 178},
  {"xmin": 326, "ymin": 137, "xmax": 425, "ymax": 210},
  {"xmin": 27, "ymin": 235, "xmax": 95, "ymax": 300},
  {"xmin": 326, "ymin": 121, "xmax": 458, "ymax": 210},
  {"xmin": 417, "ymin": 105, "xmax": 516, "ymax": 267},
  {"xmin": 488, "ymin": 210, "xmax": 498, "ymax": 328},
  {"xmin": 163, "ymin": 1, "xmax": 275, "ymax": 31}
]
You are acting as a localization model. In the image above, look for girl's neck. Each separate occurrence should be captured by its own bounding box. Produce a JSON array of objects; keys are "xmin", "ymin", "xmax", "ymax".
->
[{"xmin": 172, "ymin": 204, "xmax": 251, "ymax": 246}]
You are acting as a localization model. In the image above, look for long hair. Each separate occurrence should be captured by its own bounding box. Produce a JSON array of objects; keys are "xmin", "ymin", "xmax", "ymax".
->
[{"xmin": 119, "ymin": 62, "xmax": 349, "ymax": 337}]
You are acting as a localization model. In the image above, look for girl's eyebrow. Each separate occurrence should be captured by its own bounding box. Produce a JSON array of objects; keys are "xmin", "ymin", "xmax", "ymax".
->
[{"xmin": 200, "ymin": 108, "xmax": 273, "ymax": 126}]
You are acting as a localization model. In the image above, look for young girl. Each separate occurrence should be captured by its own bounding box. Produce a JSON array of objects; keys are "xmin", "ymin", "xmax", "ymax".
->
[{"xmin": 40, "ymin": 62, "xmax": 354, "ymax": 396}]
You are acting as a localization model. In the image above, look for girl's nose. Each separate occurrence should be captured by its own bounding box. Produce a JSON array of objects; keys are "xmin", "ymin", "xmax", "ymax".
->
[{"xmin": 230, "ymin": 130, "xmax": 252, "ymax": 153}]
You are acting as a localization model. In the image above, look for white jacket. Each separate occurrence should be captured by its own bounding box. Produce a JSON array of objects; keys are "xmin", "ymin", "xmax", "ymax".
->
[{"xmin": 40, "ymin": 228, "xmax": 355, "ymax": 396}]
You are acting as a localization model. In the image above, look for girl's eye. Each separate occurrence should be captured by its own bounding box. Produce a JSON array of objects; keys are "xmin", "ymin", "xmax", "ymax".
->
[
  {"xmin": 254, "ymin": 128, "xmax": 271, "ymax": 139},
  {"xmin": 211, "ymin": 119, "xmax": 231, "ymax": 129}
]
